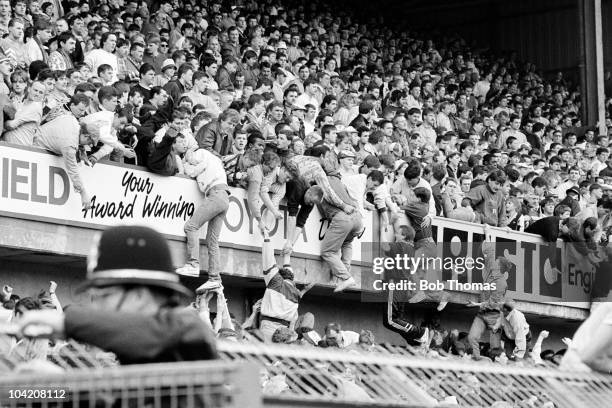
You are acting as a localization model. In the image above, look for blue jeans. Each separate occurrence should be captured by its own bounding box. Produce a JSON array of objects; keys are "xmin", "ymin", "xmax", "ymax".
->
[
  {"xmin": 184, "ymin": 186, "xmax": 229, "ymax": 281},
  {"xmin": 320, "ymin": 211, "xmax": 363, "ymax": 281}
]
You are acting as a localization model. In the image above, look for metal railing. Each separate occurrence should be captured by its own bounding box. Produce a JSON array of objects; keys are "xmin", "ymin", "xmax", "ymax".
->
[
  {"xmin": 0, "ymin": 358, "xmax": 259, "ymax": 407},
  {"xmin": 2, "ymin": 338, "xmax": 612, "ymax": 408},
  {"xmin": 219, "ymin": 341, "xmax": 612, "ymax": 408}
]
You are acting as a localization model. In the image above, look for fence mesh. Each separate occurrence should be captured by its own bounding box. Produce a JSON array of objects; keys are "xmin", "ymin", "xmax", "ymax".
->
[{"xmin": 2, "ymin": 338, "xmax": 612, "ymax": 407}]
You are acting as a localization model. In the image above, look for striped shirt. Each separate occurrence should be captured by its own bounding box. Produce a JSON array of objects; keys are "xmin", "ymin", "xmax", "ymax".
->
[
  {"xmin": 3, "ymin": 100, "xmax": 43, "ymax": 146},
  {"xmin": 286, "ymin": 155, "xmax": 348, "ymax": 211}
]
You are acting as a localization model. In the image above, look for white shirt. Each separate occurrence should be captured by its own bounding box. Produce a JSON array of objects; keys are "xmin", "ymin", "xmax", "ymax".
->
[
  {"xmin": 330, "ymin": 330, "xmax": 360, "ymax": 348},
  {"xmin": 416, "ymin": 124, "xmax": 437, "ymax": 147},
  {"xmin": 436, "ymin": 112, "xmax": 453, "ymax": 132},
  {"xmin": 85, "ymin": 49, "xmax": 119, "ymax": 83},
  {"xmin": 506, "ymin": 309, "xmax": 529, "ymax": 356},
  {"xmin": 295, "ymin": 92, "xmax": 319, "ymax": 116},
  {"xmin": 25, "ymin": 38, "xmax": 44, "ymax": 63},
  {"xmin": 182, "ymin": 90, "xmax": 222, "ymax": 118},
  {"xmin": 405, "ymin": 95, "xmax": 422, "ymax": 111},
  {"xmin": 591, "ymin": 159, "xmax": 608, "ymax": 177},
  {"xmin": 499, "ymin": 129, "xmax": 527, "ymax": 147},
  {"xmin": 343, "ymin": 174, "xmax": 368, "ymax": 216},
  {"xmin": 184, "ymin": 149, "xmax": 227, "ymax": 194}
]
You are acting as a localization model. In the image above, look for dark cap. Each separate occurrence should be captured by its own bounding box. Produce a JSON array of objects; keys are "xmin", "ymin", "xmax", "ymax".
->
[
  {"xmin": 566, "ymin": 186, "xmax": 580, "ymax": 196},
  {"xmin": 79, "ymin": 225, "xmax": 192, "ymax": 298}
]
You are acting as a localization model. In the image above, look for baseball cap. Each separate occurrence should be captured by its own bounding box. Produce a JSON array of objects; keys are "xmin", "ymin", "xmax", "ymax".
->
[
  {"xmin": 161, "ymin": 59, "xmax": 176, "ymax": 71},
  {"xmin": 276, "ymin": 41, "xmax": 287, "ymax": 49},
  {"xmin": 344, "ymin": 126, "xmax": 357, "ymax": 133}
]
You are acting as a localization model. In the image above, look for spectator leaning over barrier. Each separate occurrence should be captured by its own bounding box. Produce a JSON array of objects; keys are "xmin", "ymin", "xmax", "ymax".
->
[
  {"xmin": 81, "ymin": 86, "xmax": 135, "ymax": 163},
  {"xmin": 36, "ymin": 93, "xmax": 93, "ymax": 209},
  {"xmin": 177, "ymin": 147, "xmax": 230, "ymax": 291},
  {"xmin": 147, "ymin": 122, "xmax": 188, "ymax": 176},
  {"xmin": 14, "ymin": 226, "xmax": 218, "ymax": 364},
  {"xmin": 465, "ymin": 169, "xmax": 508, "ymax": 227}
]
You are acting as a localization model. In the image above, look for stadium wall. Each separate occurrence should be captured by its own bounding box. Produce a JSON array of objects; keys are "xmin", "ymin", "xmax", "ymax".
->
[{"xmin": 0, "ymin": 143, "xmax": 590, "ymax": 345}]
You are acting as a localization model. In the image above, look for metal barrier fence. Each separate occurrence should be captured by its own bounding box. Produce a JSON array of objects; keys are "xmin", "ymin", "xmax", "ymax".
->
[
  {"xmin": 219, "ymin": 341, "xmax": 612, "ymax": 408},
  {"xmin": 2, "ymin": 338, "xmax": 612, "ymax": 408}
]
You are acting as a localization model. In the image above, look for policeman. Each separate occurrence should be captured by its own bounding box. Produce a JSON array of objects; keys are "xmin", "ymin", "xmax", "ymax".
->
[{"xmin": 16, "ymin": 225, "xmax": 218, "ymax": 364}]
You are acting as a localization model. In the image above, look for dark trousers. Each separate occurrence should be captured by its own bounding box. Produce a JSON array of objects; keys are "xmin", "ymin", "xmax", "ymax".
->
[{"xmin": 383, "ymin": 292, "xmax": 427, "ymax": 344}]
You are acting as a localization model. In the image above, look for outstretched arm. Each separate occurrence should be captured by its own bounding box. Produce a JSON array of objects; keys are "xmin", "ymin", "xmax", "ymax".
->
[
  {"xmin": 531, "ymin": 330, "xmax": 549, "ymax": 364},
  {"xmin": 262, "ymin": 232, "xmax": 279, "ymax": 285}
]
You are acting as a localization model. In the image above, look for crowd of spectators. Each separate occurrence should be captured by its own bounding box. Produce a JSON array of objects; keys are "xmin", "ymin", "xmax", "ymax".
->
[{"xmin": 1, "ymin": 0, "xmax": 612, "ymax": 405}]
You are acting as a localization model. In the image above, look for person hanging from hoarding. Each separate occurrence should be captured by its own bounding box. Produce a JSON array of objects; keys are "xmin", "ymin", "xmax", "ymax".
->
[
  {"xmin": 306, "ymin": 146, "xmax": 363, "ymax": 293},
  {"xmin": 176, "ymin": 147, "xmax": 230, "ymax": 292},
  {"xmin": 466, "ymin": 224, "xmax": 510, "ymax": 361},
  {"xmin": 382, "ymin": 224, "xmax": 432, "ymax": 348},
  {"xmin": 12, "ymin": 225, "xmax": 218, "ymax": 364},
  {"xmin": 281, "ymin": 177, "xmax": 321, "ymax": 266},
  {"xmin": 246, "ymin": 150, "xmax": 281, "ymax": 234},
  {"xmin": 259, "ymin": 228, "xmax": 314, "ymax": 342}
]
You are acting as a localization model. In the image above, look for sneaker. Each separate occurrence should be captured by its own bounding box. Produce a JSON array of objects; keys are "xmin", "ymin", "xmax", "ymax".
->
[
  {"xmin": 176, "ymin": 264, "xmax": 200, "ymax": 277},
  {"xmin": 333, "ymin": 277, "xmax": 356, "ymax": 293},
  {"xmin": 196, "ymin": 280, "xmax": 223, "ymax": 294}
]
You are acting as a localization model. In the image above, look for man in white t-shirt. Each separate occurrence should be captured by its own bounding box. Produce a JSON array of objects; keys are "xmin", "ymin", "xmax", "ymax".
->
[{"xmin": 84, "ymin": 33, "xmax": 119, "ymax": 83}]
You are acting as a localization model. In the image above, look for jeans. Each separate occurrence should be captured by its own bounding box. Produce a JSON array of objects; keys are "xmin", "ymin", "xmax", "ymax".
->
[
  {"xmin": 320, "ymin": 211, "xmax": 363, "ymax": 281},
  {"xmin": 184, "ymin": 186, "xmax": 229, "ymax": 281},
  {"xmin": 468, "ymin": 310, "xmax": 502, "ymax": 358}
]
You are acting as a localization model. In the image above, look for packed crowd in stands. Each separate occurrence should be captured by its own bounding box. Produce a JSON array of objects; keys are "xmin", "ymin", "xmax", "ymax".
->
[{"xmin": 1, "ymin": 0, "xmax": 612, "ymax": 405}]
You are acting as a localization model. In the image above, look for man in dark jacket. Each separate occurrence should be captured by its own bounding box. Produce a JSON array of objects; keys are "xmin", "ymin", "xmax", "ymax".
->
[
  {"xmin": 148, "ymin": 125, "xmax": 188, "ymax": 176},
  {"xmin": 555, "ymin": 187, "xmax": 581, "ymax": 217},
  {"xmin": 465, "ymin": 170, "xmax": 507, "ymax": 227},
  {"xmin": 163, "ymin": 63, "xmax": 194, "ymax": 107},
  {"xmin": 349, "ymin": 101, "xmax": 374, "ymax": 130},
  {"xmin": 195, "ymin": 108, "xmax": 240, "ymax": 157},
  {"xmin": 16, "ymin": 225, "xmax": 218, "ymax": 365},
  {"xmin": 215, "ymin": 55, "xmax": 238, "ymax": 91}
]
